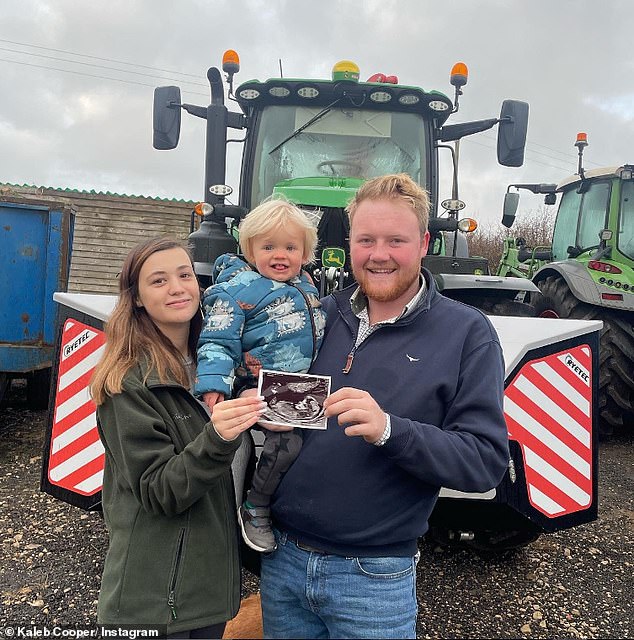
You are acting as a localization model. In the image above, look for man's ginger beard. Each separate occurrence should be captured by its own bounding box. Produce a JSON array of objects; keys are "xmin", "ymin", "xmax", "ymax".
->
[{"xmin": 352, "ymin": 260, "xmax": 421, "ymax": 302}]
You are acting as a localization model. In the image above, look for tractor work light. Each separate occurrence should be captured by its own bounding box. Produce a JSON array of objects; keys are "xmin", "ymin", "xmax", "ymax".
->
[
  {"xmin": 209, "ymin": 184, "xmax": 233, "ymax": 197},
  {"xmin": 442, "ymin": 199, "xmax": 466, "ymax": 211},
  {"xmin": 369, "ymin": 90, "xmax": 392, "ymax": 103},
  {"xmin": 269, "ymin": 86, "xmax": 290, "ymax": 97},
  {"xmin": 298, "ymin": 86, "xmax": 319, "ymax": 98},
  {"xmin": 620, "ymin": 168, "xmax": 633, "ymax": 180},
  {"xmin": 332, "ymin": 60, "xmax": 360, "ymax": 82},
  {"xmin": 398, "ymin": 94, "xmax": 420, "ymax": 105},
  {"xmin": 429, "ymin": 100, "xmax": 450, "ymax": 112},
  {"xmin": 238, "ymin": 88, "xmax": 260, "ymax": 100}
]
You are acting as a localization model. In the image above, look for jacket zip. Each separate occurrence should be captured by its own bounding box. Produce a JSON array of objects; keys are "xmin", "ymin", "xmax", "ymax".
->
[
  {"xmin": 290, "ymin": 282, "xmax": 318, "ymax": 364},
  {"xmin": 340, "ymin": 311, "xmax": 388, "ymax": 374},
  {"xmin": 343, "ymin": 347, "xmax": 357, "ymax": 373},
  {"xmin": 167, "ymin": 528, "xmax": 186, "ymax": 620}
]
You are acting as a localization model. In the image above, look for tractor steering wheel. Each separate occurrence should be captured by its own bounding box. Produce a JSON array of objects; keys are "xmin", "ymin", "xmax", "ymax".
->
[{"xmin": 317, "ymin": 160, "xmax": 363, "ymax": 176}]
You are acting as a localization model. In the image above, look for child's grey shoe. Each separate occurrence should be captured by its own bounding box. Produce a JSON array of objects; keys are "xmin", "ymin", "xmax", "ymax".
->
[{"xmin": 238, "ymin": 503, "xmax": 277, "ymax": 553}]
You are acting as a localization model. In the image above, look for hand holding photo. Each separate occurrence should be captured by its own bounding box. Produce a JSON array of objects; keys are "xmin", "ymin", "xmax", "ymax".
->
[{"xmin": 256, "ymin": 369, "xmax": 331, "ymax": 430}]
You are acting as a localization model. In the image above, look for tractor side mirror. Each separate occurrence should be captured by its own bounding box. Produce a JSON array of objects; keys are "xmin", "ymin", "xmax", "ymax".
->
[
  {"xmin": 502, "ymin": 192, "xmax": 519, "ymax": 228},
  {"xmin": 544, "ymin": 193, "xmax": 557, "ymax": 205},
  {"xmin": 497, "ymin": 100, "xmax": 529, "ymax": 167},
  {"xmin": 153, "ymin": 86, "xmax": 182, "ymax": 150}
]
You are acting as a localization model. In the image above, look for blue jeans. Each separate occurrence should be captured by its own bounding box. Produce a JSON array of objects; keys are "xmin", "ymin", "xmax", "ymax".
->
[{"xmin": 260, "ymin": 529, "xmax": 419, "ymax": 639}]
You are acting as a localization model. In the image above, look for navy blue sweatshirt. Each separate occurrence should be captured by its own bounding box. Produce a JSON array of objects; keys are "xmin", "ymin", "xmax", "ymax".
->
[{"xmin": 270, "ymin": 270, "xmax": 510, "ymax": 557}]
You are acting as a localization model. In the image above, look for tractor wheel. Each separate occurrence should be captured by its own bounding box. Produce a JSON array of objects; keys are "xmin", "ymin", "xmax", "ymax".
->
[{"xmin": 533, "ymin": 276, "xmax": 634, "ymax": 438}]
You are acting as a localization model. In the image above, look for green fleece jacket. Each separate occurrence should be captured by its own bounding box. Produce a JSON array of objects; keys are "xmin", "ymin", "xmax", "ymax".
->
[{"xmin": 96, "ymin": 363, "xmax": 241, "ymax": 634}]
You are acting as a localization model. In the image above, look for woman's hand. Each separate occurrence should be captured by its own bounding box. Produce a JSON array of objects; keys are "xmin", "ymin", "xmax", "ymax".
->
[
  {"xmin": 238, "ymin": 387, "xmax": 294, "ymax": 432},
  {"xmin": 211, "ymin": 396, "xmax": 267, "ymax": 441}
]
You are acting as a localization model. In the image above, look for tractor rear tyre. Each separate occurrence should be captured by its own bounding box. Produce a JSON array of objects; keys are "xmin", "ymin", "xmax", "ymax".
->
[{"xmin": 534, "ymin": 276, "xmax": 634, "ymax": 438}]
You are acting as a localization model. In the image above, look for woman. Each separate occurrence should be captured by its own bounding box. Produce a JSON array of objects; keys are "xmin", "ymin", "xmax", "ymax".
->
[{"xmin": 90, "ymin": 236, "xmax": 265, "ymax": 638}]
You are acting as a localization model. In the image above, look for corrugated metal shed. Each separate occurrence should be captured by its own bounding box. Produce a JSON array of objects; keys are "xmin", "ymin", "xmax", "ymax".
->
[{"xmin": 0, "ymin": 183, "xmax": 195, "ymax": 294}]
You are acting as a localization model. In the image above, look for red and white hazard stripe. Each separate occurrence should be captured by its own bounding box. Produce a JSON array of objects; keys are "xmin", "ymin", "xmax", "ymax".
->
[
  {"xmin": 47, "ymin": 319, "xmax": 106, "ymax": 496},
  {"xmin": 504, "ymin": 344, "xmax": 593, "ymax": 518}
]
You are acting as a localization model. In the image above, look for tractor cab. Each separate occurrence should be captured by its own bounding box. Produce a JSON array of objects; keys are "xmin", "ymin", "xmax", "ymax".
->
[
  {"xmin": 552, "ymin": 165, "xmax": 634, "ymax": 268},
  {"xmin": 154, "ymin": 51, "xmax": 532, "ymax": 302},
  {"xmin": 501, "ymin": 133, "xmax": 634, "ymax": 302},
  {"xmin": 231, "ymin": 60, "xmax": 448, "ymax": 289}
]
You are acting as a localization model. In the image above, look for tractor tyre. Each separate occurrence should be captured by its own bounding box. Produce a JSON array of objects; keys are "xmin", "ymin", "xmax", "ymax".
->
[{"xmin": 534, "ymin": 276, "xmax": 634, "ymax": 438}]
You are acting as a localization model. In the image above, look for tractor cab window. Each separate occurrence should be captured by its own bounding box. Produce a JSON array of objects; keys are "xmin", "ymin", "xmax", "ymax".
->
[
  {"xmin": 552, "ymin": 189, "xmax": 581, "ymax": 260},
  {"xmin": 619, "ymin": 179, "xmax": 634, "ymax": 260},
  {"xmin": 552, "ymin": 182, "xmax": 610, "ymax": 259},
  {"xmin": 577, "ymin": 181, "xmax": 610, "ymax": 251},
  {"xmin": 249, "ymin": 105, "xmax": 429, "ymax": 205}
]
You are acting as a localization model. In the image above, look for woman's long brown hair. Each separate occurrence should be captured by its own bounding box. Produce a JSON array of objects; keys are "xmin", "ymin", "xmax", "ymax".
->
[{"xmin": 90, "ymin": 236, "xmax": 202, "ymax": 405}]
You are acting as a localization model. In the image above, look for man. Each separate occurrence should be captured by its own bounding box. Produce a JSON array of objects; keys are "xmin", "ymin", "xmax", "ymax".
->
[{"xmin": 259, "ymin": 174, "xmax": 510, "ymax": 639}]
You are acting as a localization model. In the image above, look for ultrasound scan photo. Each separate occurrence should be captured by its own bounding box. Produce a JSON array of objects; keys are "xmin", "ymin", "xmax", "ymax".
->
[{"xmin": 257, "ymin": 370, "xmax": 331, "ymax": 429}]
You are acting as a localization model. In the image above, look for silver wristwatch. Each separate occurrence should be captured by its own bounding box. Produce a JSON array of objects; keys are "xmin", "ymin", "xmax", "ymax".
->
[{"xmin": 372, "ymin": 414, "xmax": 391, "ymax": 447}]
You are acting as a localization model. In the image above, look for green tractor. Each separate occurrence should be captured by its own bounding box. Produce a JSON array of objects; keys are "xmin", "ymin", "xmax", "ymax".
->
[
  {"xmin": 500, "ymin": 133, "xmax": 634, "ymax": 436},
  {"xmin": 497, "ymin": 236, "xmax": 553, "ymax": 280},
  {"xmin": 153, "ymin": 51, "xmax": 537, "ymax": 313}
]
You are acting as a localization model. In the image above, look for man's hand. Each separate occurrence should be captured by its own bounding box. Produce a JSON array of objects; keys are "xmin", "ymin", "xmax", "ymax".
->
[
  {"xmin": 203, "ymin": 391, "xmax": 225, "ymax": 410},
  {"xmin": 324, "ymin": 387, "xmax": 386, "ymax": 444}
]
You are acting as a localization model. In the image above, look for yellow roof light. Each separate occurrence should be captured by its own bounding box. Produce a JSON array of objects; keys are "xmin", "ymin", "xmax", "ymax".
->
[
  {"xmin": 450, "ymin": 62, "xmax": 468, "ymax": 87},
  {"xmin": 222, "ymin": 49, "xmax": 240, "ymax": 75},
  {"xmin": 332, "ymin": 60, "xmax": 360, "ymax": 82}
]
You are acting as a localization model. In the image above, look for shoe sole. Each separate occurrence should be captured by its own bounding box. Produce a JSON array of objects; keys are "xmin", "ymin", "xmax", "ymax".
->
[{"xmin": 237, "ymin": 507, "xmax": 277, "ymax": 554}]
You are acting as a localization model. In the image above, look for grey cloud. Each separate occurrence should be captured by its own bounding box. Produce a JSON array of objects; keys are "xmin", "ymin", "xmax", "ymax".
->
[{"xmin": 1, "ymin": 0, "xmax": 633, "ymax": 226}]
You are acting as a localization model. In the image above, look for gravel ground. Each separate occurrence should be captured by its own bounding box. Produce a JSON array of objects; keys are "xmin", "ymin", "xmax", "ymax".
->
[{"xmin": 1, "ymin": 381, "xmax": 632, "ymax": 639}]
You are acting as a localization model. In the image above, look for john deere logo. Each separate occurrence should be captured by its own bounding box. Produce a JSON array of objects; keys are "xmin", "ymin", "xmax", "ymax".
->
[{"xmin": 322, "ymin": 247, "xmax": 346, "ymax": 268}]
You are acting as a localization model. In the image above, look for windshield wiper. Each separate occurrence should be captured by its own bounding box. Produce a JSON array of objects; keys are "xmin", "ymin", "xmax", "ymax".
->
[{"xmin": 268, "ymin": 97, "xmax": 342, "ymax": 155}]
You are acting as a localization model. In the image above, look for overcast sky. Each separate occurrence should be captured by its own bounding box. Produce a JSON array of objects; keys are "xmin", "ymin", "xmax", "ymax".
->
[{"xmin": 1, "ymin": 0, "xmax": 633, "ymax": 228}]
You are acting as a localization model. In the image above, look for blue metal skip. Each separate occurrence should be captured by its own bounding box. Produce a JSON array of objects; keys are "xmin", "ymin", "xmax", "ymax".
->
[{"xmin": 0, "ymin": 199, "xmax": 74, "ymax": 374}]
